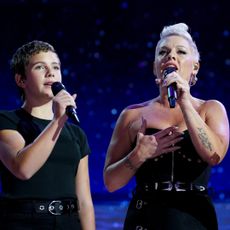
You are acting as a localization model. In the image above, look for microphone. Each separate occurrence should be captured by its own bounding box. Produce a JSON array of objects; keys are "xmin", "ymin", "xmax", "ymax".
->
[
  {"xmin": 51, "ymin": 82, "xmax": 80, "ymax": 124},
  {"xmin": 163, "ymin": 66, "xmax": 177, "ymax": 108}
]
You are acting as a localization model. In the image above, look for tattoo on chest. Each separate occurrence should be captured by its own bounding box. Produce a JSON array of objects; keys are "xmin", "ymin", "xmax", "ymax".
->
[{"xmin": 197, "ymin": 127, "xmax": 213, "ymax": 151}]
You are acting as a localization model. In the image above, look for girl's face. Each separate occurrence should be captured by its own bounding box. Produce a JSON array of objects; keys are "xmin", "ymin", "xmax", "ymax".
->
[
  {"xmin": 23, "ymin": 51, "xmax": 62, "ymax": 102},
  {"xmin": 154, "ymin": 35, "xmax": 199, "ymax": 83}
]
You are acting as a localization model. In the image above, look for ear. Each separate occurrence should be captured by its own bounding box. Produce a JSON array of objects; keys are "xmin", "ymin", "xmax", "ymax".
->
[
  {"xmin": 15, "ymin": 74, "xmax": 26, "ymax": 88},
  {"xmin": 192, "ymin": 62, "xmax": 200, "ymax": 75}
]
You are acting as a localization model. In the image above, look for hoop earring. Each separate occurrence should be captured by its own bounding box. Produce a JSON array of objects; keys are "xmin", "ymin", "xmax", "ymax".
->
[
  {"xmin": 189, "ymin": 74, "xmax": 198, "ymax": 86},
  {"xmin": 155, "ymin": 78, "xmax": 161, "ymax": 86}
]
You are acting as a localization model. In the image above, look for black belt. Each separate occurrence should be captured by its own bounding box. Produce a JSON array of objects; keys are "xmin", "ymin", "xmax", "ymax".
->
[
  {"xmin": 0, "ymin": 198, "xmax": 79, "ymax": 216},
  {"xmin": 136, "ymin": 181, "xmax": 207, "ymax": 193}
]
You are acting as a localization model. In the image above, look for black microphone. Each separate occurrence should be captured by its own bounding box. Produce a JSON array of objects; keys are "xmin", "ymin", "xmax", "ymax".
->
[
  {"xmin": 163, "ymin": 66, "xmax": 177, "ymax": 108},
  {"xmin": 51, "ymin": 82, "xmax": 80, "ymax": 124}
]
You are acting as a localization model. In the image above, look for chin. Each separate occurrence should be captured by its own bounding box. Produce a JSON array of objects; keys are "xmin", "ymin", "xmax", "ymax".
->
[{"xmin": 43, "ymin": 93, "xmax": 53, "ymax": 100}]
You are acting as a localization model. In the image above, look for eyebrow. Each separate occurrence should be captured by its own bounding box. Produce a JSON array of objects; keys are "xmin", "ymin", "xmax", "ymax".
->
[
  {"xmin": 159, "ymin": 45, "xmax": 188, "ymax": 50},
  {"xmin": 30, "ymin": 61, "xmax": 61, "ymax": 66}
]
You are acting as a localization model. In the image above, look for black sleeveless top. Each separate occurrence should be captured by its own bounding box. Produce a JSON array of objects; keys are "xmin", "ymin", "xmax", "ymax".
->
[
  {"xmin": 0, "ymin": 109, "xmax": 90, "ymax": 199},
  {"xmin": 135, "ymin": 128, "xmax": 210, "ymax": 187}
]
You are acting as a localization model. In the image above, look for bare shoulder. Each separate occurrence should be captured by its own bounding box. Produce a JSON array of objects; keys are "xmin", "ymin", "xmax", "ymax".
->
[
  {"xmin": 200, "ymin": 99, "xmax": 227, "ymax": 114},
  {"xmin": 119, "ymin": 100, "xmax": 153, "ymax": 127},
  {"xmin": 110, "ymin": 100, "xmax": 153, "ymax": 146},
  {"xmin": 194, "ymin": 98, "xmax": 229, "ymax": 132},
  {"xmin": 126, "ymin": 100, "xmax": 153, "ymax": 110}
]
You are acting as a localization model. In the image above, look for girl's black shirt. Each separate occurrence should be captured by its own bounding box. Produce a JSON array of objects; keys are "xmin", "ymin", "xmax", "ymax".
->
[{"xmin": 0, "ymin": 108, "xmax": 90, "ymax": 199}]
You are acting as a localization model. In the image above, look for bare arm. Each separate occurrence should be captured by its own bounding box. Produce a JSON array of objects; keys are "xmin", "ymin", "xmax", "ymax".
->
[
  {"xmin": 0, "ymin": 90, "xmax": 76, "ymax": 179},
  {"xmin": 104, "ymin": 109, "xmax": 141, "ymax": 192},
  {"xmin": 181, "ymin": 100, "xmax": 229, "ymax": 165},
  {"xmin": 104, "ymin": 109, "xmax": 183, "ymax": 192},
  {"xmin": 0, "ymin": 118, "xmax": 65, "ymax": 179},
  {"xmin": 164, "ymin": 71, "xmax": 229, "ymax": 165},
  {"xmin": 76, "ymin": 156, "xmax": 95, "ymax": 230}
]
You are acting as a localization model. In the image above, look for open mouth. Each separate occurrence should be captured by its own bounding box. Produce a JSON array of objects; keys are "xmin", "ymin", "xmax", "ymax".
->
[
  {"xmin": 161, "ymin": 63, "xmax": 178, "ymax": 74},
  {"xmin": 44, "ymin": 82, "xmax": 54, "ymax": 86}
]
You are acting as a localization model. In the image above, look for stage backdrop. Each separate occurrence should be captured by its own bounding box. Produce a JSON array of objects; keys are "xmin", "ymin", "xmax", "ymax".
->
[{"xmin": 0, "ymin": 0, "xmax": 229, "ymax": 202}]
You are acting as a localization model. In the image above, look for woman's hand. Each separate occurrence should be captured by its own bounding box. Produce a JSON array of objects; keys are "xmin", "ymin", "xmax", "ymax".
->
[{"xmin": 135, "ymin": 122, "xmax": 183, "ymax": 162}]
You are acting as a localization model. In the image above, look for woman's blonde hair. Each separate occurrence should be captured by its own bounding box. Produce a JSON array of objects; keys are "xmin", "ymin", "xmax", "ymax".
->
[{"xmin": 156, "ymin": 23, "xmax": 200, "ymax": 61}]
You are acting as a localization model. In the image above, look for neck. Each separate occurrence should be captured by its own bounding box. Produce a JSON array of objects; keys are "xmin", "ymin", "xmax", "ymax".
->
[
  {"xmin": 21, "ymin": 101, "xmax": 54, "ymax": 120},
  {"xmin": 157, "ymin": 93, "xmax": 173, "ymax": 108}
]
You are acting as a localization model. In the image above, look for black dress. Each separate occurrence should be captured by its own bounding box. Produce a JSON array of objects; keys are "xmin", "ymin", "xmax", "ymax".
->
[{"xmin": 124, "ymin": 128, "xmax": 218, "ymax": 230}]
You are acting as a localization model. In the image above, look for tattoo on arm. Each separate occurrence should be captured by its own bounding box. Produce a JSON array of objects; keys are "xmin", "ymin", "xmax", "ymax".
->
[
  {"xmin": 197, "ymin": 128, "xmax": 213, "ymax": 151},
  {"xmin": 124, "ymin": 157, "xmax": 137, "ymax": 171}
]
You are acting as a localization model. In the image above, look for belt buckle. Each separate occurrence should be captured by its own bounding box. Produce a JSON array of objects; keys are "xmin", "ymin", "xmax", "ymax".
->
[
  {"xmin": 194, "ymin": 185, "xmax": 206, "ymax": 192},
  {"xmin": 48, "ymin": 200, "xmax": 63, "ymax": 215},
  {"xmin": 199, "ymin": 186, "xmax": 206, "ymax": 191},
  {"xmin": 161, "ymin": 181, "xmax": 173, "ymax": 191},
  {"xmin": 175, "ymin": 182, "xmax": 187, "ymax": 191}
]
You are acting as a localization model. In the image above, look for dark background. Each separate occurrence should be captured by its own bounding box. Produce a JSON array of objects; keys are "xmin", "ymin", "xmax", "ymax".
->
[{"xmin": 0, "ymin": 0, "xmax": 229, "ymax": 202}]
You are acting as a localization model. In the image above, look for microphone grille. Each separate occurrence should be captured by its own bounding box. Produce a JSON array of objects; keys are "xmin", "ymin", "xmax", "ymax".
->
[
  {"xmin": 51, "ymin": 82, "xmax": 65, "ymax": 96},
  {"xmin": 163, "ymin": 66, "xmax": 177, "ymax": 78}
]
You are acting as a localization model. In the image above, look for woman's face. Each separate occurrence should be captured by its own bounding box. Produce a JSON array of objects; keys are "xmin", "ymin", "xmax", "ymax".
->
[
  {"xmin": 154, "ymin": 35, "xmax": 199, "ymax": 83},
  {"xmin": 23, "ymin": 51, "xmax": 62, "ymax": 102}
]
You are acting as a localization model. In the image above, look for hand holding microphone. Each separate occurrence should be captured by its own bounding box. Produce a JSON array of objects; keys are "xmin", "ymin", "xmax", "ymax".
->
[
  {"xmin": 51, "ymin": 82, "xmax": 80, "ymax": 124},
  {"xmin": 163, "ymin": 66, "xmax": 177, "ymax": 108}
]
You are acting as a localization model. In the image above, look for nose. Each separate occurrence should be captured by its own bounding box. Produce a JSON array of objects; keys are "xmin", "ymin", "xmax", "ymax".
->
[
  {"xmin": 46, "ymin": 67, "xmax": 55, "ymax": 78},
  {"xmin": 47, "ymin": 72, "xmax": 55, "ymax": 77},
  {"xmin": 167, "ymin": 54, "xmax": 176, "ymax": 61},
  {"xmin": 167, "ymin": 51, "xmax": 176, "ymax": 60}
]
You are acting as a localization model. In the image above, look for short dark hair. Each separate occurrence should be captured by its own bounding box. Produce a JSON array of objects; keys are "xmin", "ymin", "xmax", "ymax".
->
[
  {"xmin": 11, "ymin": 40, "xmax": 57, "ymax": 77},
  {"xmin": 10, "ymin": 40, "xmax": 58, "ymax": 100}
]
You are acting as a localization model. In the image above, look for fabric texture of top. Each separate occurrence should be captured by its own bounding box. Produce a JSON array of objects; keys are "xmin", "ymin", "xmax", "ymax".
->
[
  {"xmin": 135, "ymin": 128, "xmax": 210, "ymax": 187},
  {"xmin": 123, "ymin": 128, "xmax": 217, "ymax": 230},
  {"xmin": 0, "ymin": 108, "xmax": 90, "ymax": 199}
]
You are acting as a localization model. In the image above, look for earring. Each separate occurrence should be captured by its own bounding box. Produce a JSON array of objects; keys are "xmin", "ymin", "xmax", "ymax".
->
[
  {"xmin": 189, "ymin": 74, "xmax": 198, "ymax": 86},
  {"xmin": 155, "ymin": 78, "xmax": 161, "ymax": 86}
]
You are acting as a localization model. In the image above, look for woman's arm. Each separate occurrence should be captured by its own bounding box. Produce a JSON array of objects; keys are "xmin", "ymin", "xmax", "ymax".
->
[
  {"xmin": 181, "ymin": 99, "xmax": 229, "ymax": 165},
  {"xmin": 76, "ymin": 156, "xmax": 95, "ymax": 230},
  {"xmin": 104, "ymin": 109, "xmax": 183, "ymax": 192},
  {"xmin": 104, "ymin": 109, "xmax": 140, "ymax": 192},
  {"xmin": 164, "ymin": 71, "xmax": 229, "ymax": 165}
]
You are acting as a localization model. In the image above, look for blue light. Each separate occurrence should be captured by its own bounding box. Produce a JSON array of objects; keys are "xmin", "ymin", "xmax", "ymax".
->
[
  {"xmin": 147, "ymin": 41, "xmax": 153, "ymax": 48},
  {"xmin": 94, "ymin": 52, "xmax": 100, "ymax": 59},
  {"xmin": 111, "ymin": 108, "xmax": 117, "ymax": 115},
  {"xmin": 217, "ymin": 167, "xmax": 224, "ymax": 173},
  {"xmin": 225, "ymin": 59, "xmax": 230, "ymax": 66},
  {"xmin": 120, "ymin": 2, "xmax": 128, "ymax": 9},
  {"xmin": 95, "ymin": 40, "xmax": 101, "ymax": 46},
  {"xmin": 223, "ymin": 30, "xmax": 230, "ymax": 37},
  {"xmin": 62, "ymin": 69, "xmax": 69, "ymax": 76},
  {"xmin": 96, "ymin": 133, "xmax": 101, "ymax": 139},
  {"xmin": 99, "ymin": 30, "xmax": 105, "ymax": 37},
  {"xmin": 219, "ymin": 193, "xmax": 225, "ymax": 200}
]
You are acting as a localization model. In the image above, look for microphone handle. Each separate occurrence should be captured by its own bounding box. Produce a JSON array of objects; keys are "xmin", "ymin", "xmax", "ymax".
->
[
  {"xmin": 66, "ymin": 106, "xmax": 80, "ymax": 124},
  {"xmin": 163, "ymin": 67, "xmax": 177, "ymax": 108},
  {"xmin": 167, "ymin": 84, "xmax": 177, "ymax": 108}
]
